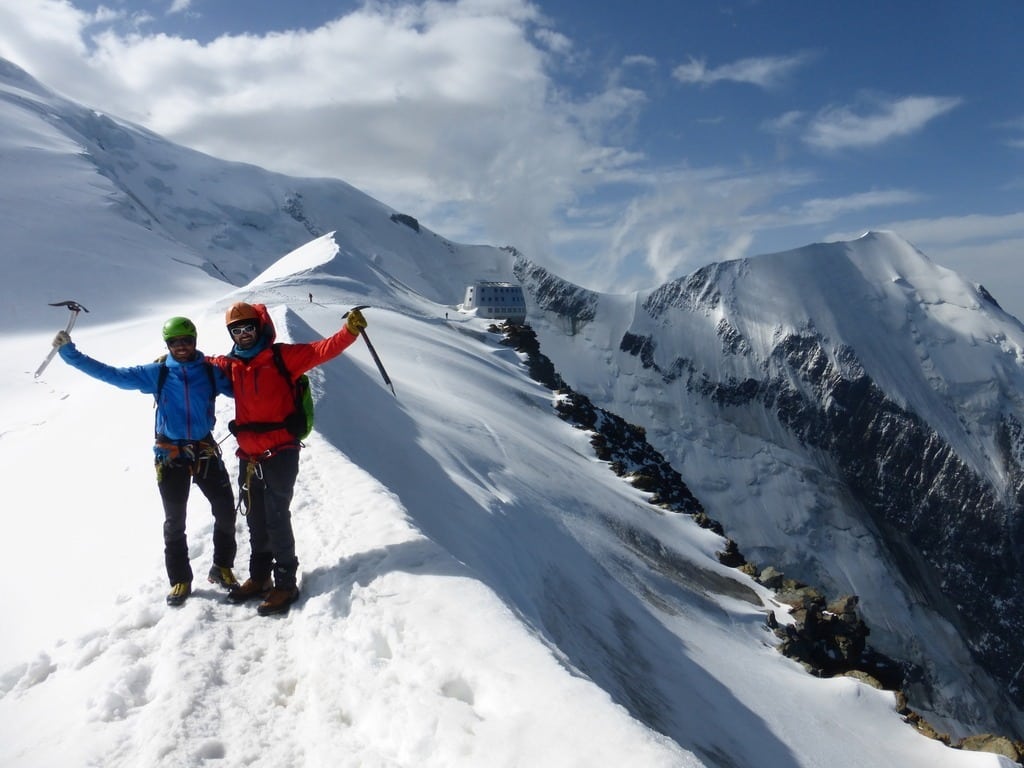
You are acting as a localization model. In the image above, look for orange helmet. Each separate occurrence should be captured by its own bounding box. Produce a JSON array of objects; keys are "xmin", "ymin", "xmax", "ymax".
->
[{"xmin": 225, "ymin": 302, "xmax": 259, "ymax": 326}]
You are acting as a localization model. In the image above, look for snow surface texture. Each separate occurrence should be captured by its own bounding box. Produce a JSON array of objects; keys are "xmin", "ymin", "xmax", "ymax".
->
[{"xmin": 0, "ymin": 58, "xmax": 1015, "ymax": 767}]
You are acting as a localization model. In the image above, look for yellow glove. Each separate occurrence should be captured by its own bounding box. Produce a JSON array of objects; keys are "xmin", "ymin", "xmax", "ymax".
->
[
  {"xmin": 53, "ymin": 330, "xmax": 72, "ymax": 348},
  {"xmin": 346, "ymin": 308, "xmax": 367, "ymax": 336}
]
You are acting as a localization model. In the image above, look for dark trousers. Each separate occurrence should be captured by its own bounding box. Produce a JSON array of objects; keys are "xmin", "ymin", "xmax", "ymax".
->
[
  {"xmin": 157, "ymin": 456, "xmax": 237, "ymax": 585},
  {"xmin": 238, "ymin": 449, "xmax": 300, "ymax": 589}
]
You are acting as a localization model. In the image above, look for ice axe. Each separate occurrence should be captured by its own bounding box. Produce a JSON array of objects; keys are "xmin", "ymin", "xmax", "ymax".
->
[
  {"xmin": 34, "ymin": 300, "xmax": 90, "ymax": 378},
  {"xmin": 344, "ymin": 305, "xmax": 395, "ymax": 397}
]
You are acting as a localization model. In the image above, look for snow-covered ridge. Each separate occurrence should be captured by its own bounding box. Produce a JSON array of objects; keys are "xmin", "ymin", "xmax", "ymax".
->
[{"xmin": 2, "ymin": 55, "xmax": 1020, "ymax": 765}]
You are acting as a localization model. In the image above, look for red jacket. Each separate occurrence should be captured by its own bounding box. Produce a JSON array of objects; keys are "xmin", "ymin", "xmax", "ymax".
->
[{"xmin": 211, "ymin": 304, "xmax": 358, "ymax": 457}]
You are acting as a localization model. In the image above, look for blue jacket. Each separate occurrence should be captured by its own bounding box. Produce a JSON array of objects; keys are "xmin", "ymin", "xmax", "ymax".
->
[{"xmin": 58, "ymin": 342, "xmax": 233, "ymax": 442}]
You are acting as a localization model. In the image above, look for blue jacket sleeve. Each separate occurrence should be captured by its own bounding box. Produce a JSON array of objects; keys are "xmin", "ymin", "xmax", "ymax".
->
[
  {"xmin": 58, "ymin": 342, "xmax": 161, "ymax": 393},
  {"xmin": 213, "ymin": 363, "xmax": 234, "ymax": 398}
]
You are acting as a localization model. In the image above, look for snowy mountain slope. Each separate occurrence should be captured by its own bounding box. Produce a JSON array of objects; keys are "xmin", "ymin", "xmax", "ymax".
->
[
  {"xmin": 0, "ymin": 60, "xmax": 221, "ymax": 330},
  {"xmin": 518, "ymin": 234, "xmax": 1024, "ymax": 737},
  {"xmin": 0, "ymin": 57, "xmax": 509, "ymax": 332},
  {"xmin": 3, "ymin": 235, "xmax": 1012, "ymax": 768},
  {"xmin": 1, "ymin": 323, "xmax": 696, "ymax": 768},
  {"xmin": 0, "ymin": 58, "xmax": 1018, "ymax": 766}
]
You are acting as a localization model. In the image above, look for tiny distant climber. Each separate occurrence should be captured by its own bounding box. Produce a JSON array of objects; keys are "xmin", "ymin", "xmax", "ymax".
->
[{"xmin": 308, "ymin": 292, "xmax": 313, "ymax": 303}]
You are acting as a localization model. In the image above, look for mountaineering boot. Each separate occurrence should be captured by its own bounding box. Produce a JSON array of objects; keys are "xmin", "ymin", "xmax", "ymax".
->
[
  {"xmin": 207, "ymin": 565, "xmax": 240, "ymax": 590},
  {"xmin": 226, "ymin": 576, "xmax": 273, "ymax": 604},
  {"xmin": 166, "ymin": 582, "xmax": 191, "ymax": 606},
  {"xmin": 257, "ymin": 586, "xmax": 300, "ymax": 617}
]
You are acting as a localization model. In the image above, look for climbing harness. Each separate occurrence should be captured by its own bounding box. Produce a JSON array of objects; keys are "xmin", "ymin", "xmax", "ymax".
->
[
  {"xmin": 154, "ymin": 437, "xmax": 223, "ymax": 483},
  {"xmin": 234, "ymin": 443, "xmax": 300, "ymax": 514}
]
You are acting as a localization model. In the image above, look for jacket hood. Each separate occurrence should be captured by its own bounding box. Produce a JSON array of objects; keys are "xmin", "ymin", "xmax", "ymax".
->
[{"xmin": 252, "ymin": 303, "xmax": 278, "ymax": 344}]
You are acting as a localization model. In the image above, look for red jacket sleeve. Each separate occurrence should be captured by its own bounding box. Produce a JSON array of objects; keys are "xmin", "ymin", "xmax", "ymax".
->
[{"xmin": 277, "ymin": 325, "xmax": 360, "ymax": 378}]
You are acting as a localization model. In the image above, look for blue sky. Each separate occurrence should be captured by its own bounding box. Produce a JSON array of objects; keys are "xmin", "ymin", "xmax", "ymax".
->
[{"xmin": 2, "ymin": 0, "xmax": 1023, "ymax": 311}]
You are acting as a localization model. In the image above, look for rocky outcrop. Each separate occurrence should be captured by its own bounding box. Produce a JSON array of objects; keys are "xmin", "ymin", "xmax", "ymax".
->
[
  {"xmin": 618, "ymin": 323, "xmax": 1024, "ymax": 716},
  {"xmin": 956, "ymin": 734, "xmax": 1022, "ymax": 762},
  {"xmin": 495, "ymin": 318, "xmax": 1024, "ymax": 759},
  {"xmin": 498, "ymin": 321, "xmax": 704, "ymax": 516},
  {"xmin": 281, "ymin": 192, "xmax": 324, "ymax": 239},
  {"xmin": 389, "ymin": 212, "xmax": 420, "ymax": 232},
  {"xmin": 514, "ymin": 261, "xmax": 598, "ymax": 336}
]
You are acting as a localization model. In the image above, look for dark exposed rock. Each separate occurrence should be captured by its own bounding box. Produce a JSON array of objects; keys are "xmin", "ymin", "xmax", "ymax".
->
[
  {"xmin": 772, "ymin": 587, "xmax": 908, "ymax": 692},
  {"xmin": 281, "ymin": 192, "xmax": 324, "ymax": 238},
  {"xmin": 618, "ymin": 332, "xmax": 695, "ymax": 384},
  {"xmin": 514, "ymin": 262, "xmax": 597, "ymax": 336},
  {"xmin": 716, "ymin": 317, "xmax": 751, "ymax": 356},
  {"xmin": 498, "ymin": 322, "xmax": 704, "ymax": 516},
  {"xmin": 716, "ymin": 539, "xmax": 745, "ymax": 568},
  {"xmin": 496, "ymin": 321, "xmax": 566, "ymax": 391},
  {"xmin": 978, "ymin": 284, "xmax": 1003, "ymax": 310},
  {"xmin": 956, "ymin": 734, "xmax": 1023, "ymax": 761},
  {"xmin": 389, "ymin": 212, "xmax": 420, "ymax": 232},
  {"xmin": 643, "ymin": 264, "xmax": 723, "ymax": 316}
]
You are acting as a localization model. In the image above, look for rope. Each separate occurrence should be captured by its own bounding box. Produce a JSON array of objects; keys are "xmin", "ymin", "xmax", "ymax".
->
[{"xmin": 237, "ymin": 459, "xmax": 263, "ymax": 515}]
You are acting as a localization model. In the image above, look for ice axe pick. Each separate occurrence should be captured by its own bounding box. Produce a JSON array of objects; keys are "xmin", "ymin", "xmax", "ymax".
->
[{"xmin": 34, "ymin": 300, "xmax": 90, "ymax": 378}]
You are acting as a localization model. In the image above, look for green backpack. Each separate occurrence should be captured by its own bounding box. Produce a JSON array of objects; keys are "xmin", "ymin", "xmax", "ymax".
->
[{"xmin": 271, "ymin": 344, "xmax": 314, "ymax": 441}]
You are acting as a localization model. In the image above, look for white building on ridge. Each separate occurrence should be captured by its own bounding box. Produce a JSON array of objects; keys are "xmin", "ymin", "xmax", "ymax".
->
[{"xmin": 462, "ymin": 281, "xmax": 527, "ymax": 322}]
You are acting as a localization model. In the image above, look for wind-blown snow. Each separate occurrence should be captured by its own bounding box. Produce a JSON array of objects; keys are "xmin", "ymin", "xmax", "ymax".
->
[{"xmin": 0, "ymin": 58, "xmax": 1015, "ymax": 767}]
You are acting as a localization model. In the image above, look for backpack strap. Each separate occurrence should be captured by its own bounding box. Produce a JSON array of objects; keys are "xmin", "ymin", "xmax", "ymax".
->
[
  {"xmin": 228, "ymin": 344, "xmax": 302, "ymax": 437},
  {"xmin": 154, "ymin": 357, "xmax": 217, "ymax": 436},
  {"xmin": 155, "ymin": 357, "xmax": 216, "ymax": 401},
  {"xmin": 154, "ymin": 354, "xmax": 169, "ymax": 403},
  {"xmin": 154, "ymin": 357, "xmax": 169, "ymax": 439},
  {"xmin": 270, "ymin": 343, "xmax": 296, "ymax": 397}
]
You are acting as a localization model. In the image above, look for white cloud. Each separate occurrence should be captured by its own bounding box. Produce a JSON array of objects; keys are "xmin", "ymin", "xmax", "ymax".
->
[
  {"xmin": 622, "ymin": 54, "xmax": 656, "ymax": 69},
  {"xmin": 794, "ymin": 189, "xmax": 922, "ymax": 223},
  {"xmin": 92, "ymin": 5, "xmax": 121, "ymax": 24},
  {"xmin": 564, "ymin": 166, "xmax": 814, "ymax": 289},
  {"xmin": 534, "ymin": 26, "xmax": 571, "ymax": 55},
  {"xmin": 871, "ymin": 211, "xmax": 1024, "ymax": 246},
  {"xmin": 804, "ymin": 94, "xmax": 962, "ymax": 150},
  {"xmin": 762, "ymin": 109, "xmax": 805, "ymax": 134},
  {"xmin": 1, "ymin": 0, "xmax": 1017, "ymax": 298},
  {"xmin": 672, "ymin": 52, "xmax": 809, "ymax": 88},
  {"xmin": 0, "ymin": 0, "xmax": 615, "ymax": 254}
]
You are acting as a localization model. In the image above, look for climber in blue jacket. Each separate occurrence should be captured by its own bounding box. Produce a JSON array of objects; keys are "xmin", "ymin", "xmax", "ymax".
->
[{"xmin": 53, "ymin": 316, "xmax": 239, "ymax": 606}]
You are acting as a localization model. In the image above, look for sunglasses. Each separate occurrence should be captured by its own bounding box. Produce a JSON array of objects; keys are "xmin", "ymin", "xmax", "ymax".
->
[
  {"xmin": 229, "ymin": 323, "xmax": 257, "ymax": 337},
  {"xmin": 166, "ymin": 336, "xmax": 196, "ymax": 347}
]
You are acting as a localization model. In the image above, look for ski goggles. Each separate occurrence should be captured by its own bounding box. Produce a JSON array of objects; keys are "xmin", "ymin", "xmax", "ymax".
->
[{"xmin": 229, "ymin": 323, "xmax": 257, "ymax": 337}]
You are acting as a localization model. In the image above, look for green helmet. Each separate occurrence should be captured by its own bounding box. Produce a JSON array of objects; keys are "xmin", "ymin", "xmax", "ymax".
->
[{"xmin": 162, "ymin": 316, "xmax": 197, "ymax": 342}]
